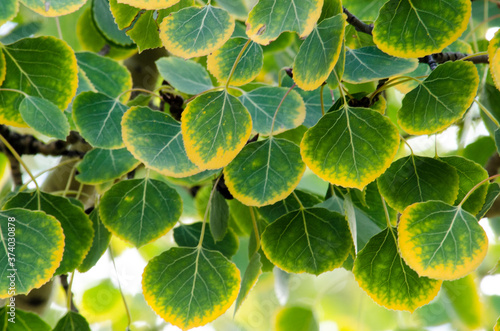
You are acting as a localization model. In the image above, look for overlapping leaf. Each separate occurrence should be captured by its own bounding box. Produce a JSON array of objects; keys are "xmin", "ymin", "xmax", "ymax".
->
[
  {"xmin": 398, "ymin": 61, "xmax": 479, "ymax": 135},
  {"xmin": 93, "ymin": 0, "xmax": 134, "ymax": 46},
  {"xmin": 489, "ymin": 29, "xmax": 500, "ymax": 91},
  {"xmin": 442, "ymin": 275, "xmax": 482, "ymax": 329},
  {"xmin": 142, "ymin": 247, "xmax": 240, "ymax": 330},
  {"xmin": 224, "ymin": 138, "xmax": 306, "ymax": 206},
  {"xmin": 78, "ymin": 208, "xmax": 112, "ymax": 273},
  {"xmin": 207, "ymin": 38, "xmax": 263, "ymax": 86},
  {"xmin": 377, "ymin": 155, "xmax": 460, "ymax": 212},
  {"xmin": 73, "ymin": 91, "xmax": 129, "ymax": 149},
  {"xmin": 0, "ymin": 306, "xmax": 51, "ymax": 330},
  {"xmin": 19, "ymin": 96, "xmax": 70, "ymax": 140},
  {"xmin": 246, "ymin": 0, "xmax": 323, "ymax": 45},
  {"xmin": 210, "ymin": 191, "xmax": 229, "ymax": 241},
  {"xmin": 326, "ymin": 41, "xmax": 345, "ymax": 90},
  {"xmin": 239, "ymin": 86, "xmax": 305, "ymax": 135},
  {"xmin": 159, "ymin": 5, "xmax": 234, "ymax": 58},
  {"xmin": 301, "ymin": 105, "xmax": 400, "ymax": 189},
  {"xmin": 127, "ymin": 10, "xmax": 163, "ymax": 52},
  {"xmin": 373, "ymin": 0, "xmax": 471, "ymax": 57},
  {"xmin": 100, "ymin": 178, "xmax": 182, "ymax": 246},
  {"xmin": 122, "ymin": 106, "xmax": 201, "ymax": 177},
  {"xmin": 117, "ymin": 0, "xmax": 180, "ymax": 9},
  {"xmin": 21, "ymin": 0, "xmax": 86, "ymax": 16},
  {"xmin": 4, "ymin": 192, "xmax": 94, "ymax": 275},
  {"xmin": 477, "ymin": 183, "xmax": 500, "ymax": 219},
  {"xmin": 0, "ymin": 0, "xmax": 17, "ymax": 26},
  {"xmin": 293, "ymin": 14, "xmax": 345, "ymax": 91},
  {"xmin": 181, "ymin": 90, "xmax": 252, "ymax": 169},
  {"xmin": 0, "ymin": 209, "xmax": 64, "ymax": 297},
  {"xmin": 234, "ymin": 253, "xmax": 262, "ymax": 315},
  {"xmin": 343, "ymin": 46, "xmax": 418, "ymax": 83},
  {"xmin": 399, "ymin": 201, "xmax": 488, "ymax": 280},
  {"xmin": 0, "ymin": 36, "xmax": 78, "ymax": 127},
  {"xmin": 353, "ymin": 228, "xmax": 442, "ymax": 312},
  {"xmin": 258, "ymin": 189, "xmax": 321, "ymax": 223},
  {"xmin": 261, "ymin": 207, "xmax": 352, "ymax": 275},
  {"xmin": 76, "ymin": 148, "xmax": 140, "ymax": 184},
  {"xmin": 156, "ymin": 57, "xmax": 213, "ymax": 95},
  {"xmin": 53, "ymin": 312, "xmax": 91, "ymax": 331}
]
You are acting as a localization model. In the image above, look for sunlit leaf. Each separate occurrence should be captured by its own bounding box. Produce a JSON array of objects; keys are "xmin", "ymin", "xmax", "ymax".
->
[
  {"xmin": 182, "ymin": 90, "xmax": 252, "ymax": 169},
  {"xmin": 246, "ymin": 0, "xmax": 323, "ymax": 45},
  {"xmin": 234, "ymin": 252, "xmax": 262, "ymax": 315},
  {"xmin": 53, "ymin": 312, "xmax": 90, "ymax": 331},
  {"xmin": 399, "ymin": 201, "xmax": 488, "ymax": 280},
  {"xmin": 293, "ymin": 14, "xmax": 345, "ymax": 91},
  {"xmin": 398, "ymin": 61, "xmax": 479, "ymax": 135},
  {"xmin": 122, "ymin": 106, "xmax": 201, "ymax": 177},
  {"xmin": 80, "ymin": 279, "xmax": 122, "ymax": 322},
  {"xmin": 20, "ymin": 0, "xmax": 86, "ymax": 16},
  {"xmin": 0, "ymin": 0, "xmax": 17, "ymax": 27},
  {"xmin": 239, "ymin": 86, "xmax": 305, "ymax": 135},
  {"xmin": 19, "ymin": 96, "xmax": 70, "ymax": 140},
  {"xmin": 372, "ymin": 0, "xmax": 471, "ymax": 58},
  {"xmin": 261, "ymin": 207, "xmax": 352, "ymax": 275},
  {"xmin": 117, "ymin": 0, "xmax": 180, "ymax": 10},
  {"xmin": 353, "ymin": 228, "xmax": 442, "ymax": 312},
  {"xmin": 224, "ymin": 138, "xmax": 306, "ymax": 207},
  {"xmin": 207, "ymin": 37, "xmax": 263, "ymax": 86},
  {"xmin": 76, "ymin": 148, "xmax": 140, "ymax": 184},
  {"xmin": 319, "ymin": 0, "xmax": 342, "ymax": 21},
  {"xmin": 110, "ymin": 0, "xmax": 140, "ymax": 29},
  {"xmin": 442, "ymin": 275, "xmax": 481, "ymax": 329},
  {"xmin": 126, "ymin": 10, "xmax": 163, "ymax": 52},
  {"xmin": 159, "ymin": 5, "xmax": 234, "ymax": 58},
  {"xmin": 377, "ymin": 155, "xmax": 460, "ymax": 212},
  {"xmin": 173, "ymin": 222, "xmax": 239, "ymax": 258},
  {"xmin": 0, "ymin": 306, "xmax": 51, "ymax": 330},
  {"xmin": 343, "ymin": 46, "xmax": 418, "ymax": 83},
  {"xmin": 4, "ymin": 192, "xmax": 93, "ymax": 275},
  {"xmin": 142, "ymin": 247, "xmax": 240, "ymax": 330},
  {"xmin": 73, "ymin": 91, "xmax": 129, "ymax": 149},
  {"xmin": 0, "ymin": 209, "xmax": 64, "ymax": 298},
  {"xmin": 92, "ymin": 0, "xmax": 134, "ymax": 46},
  {"xmin": 0, "ymin": 36, "xmax": 78, "ymax": 127},
  {"xmin": 301, "ymin": 105, "xmax": 400, "ymax": 189},
  {"xmin": 489, "ymin": 29, "xmax": 500, "ymax": 91},
  {"xmin": 100, "ymin": 178, "xmax": 182, "ymax": 246},
  {"xmin": 441, "ymin": 156, "xmax": 488, "ymax": 215},
  {"xmin": 76, "ymin": 52, "xmax": 132, "ymax": 99},
  {"xmin": 78, "ymin": 208, "xmax": 112, "ymax": 273},
  {"xmin": 258, "ymin": 189, "xmax": 321, "ymax": 223},
  {"xmin": 274, "ymin": 306, "xmax": 319, "ymax": 331},
  {"xmin": 156, "ymin": 57, "xmax": 213, "ymax": 95}
]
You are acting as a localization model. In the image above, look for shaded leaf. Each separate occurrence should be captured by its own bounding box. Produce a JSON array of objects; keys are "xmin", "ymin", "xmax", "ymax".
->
[
  {"xmin": 0, "ymin": 306, "xmax": 51, "ymax": 330},
  {"xmin": 210, "ymin": 191, "xmax": 229, "ymax": 241},
  {"xmin": 234, "ymin": 252, "xmax": 262, "ymax": 315},
  {"xmin": 442, "ymin": 275, "xmax": 481, "ymax": 329},
  {"xmin": 21, "ymin": 0, "xmax": 86, "ymax": 16},
  {"xmin": 258, "ymin": 189, "xmax": 321, "ymax": 223},
  {"xmin": 92, "ymin": 0, "xmax": 134, "ymax": 46},
  {"xmin": 78, "ymin": 208, "xmax": 112, "ymax": 273},
  {"xmin": 489, "ymin": 29, "xmax": 500, "ymax": 91},
  {"xmin": 476, "ymin": 182, "xmax": 500, "ymax": 220},
  {"xmin": 126, "ymin": 10, "xmax": 163, "ymax": 52},
  {"xmin": 19, "ymin": 96, "xmax": 70, "ymax": 140},
  {"xmin": 0, "ymin": 0, "xmax": 17, "ymax": 27},
  {"xmin": 156, "ymin": 57, "xmax": 213, "ymax": 95},
  {"xmin": 53, "ymin": 312, "xmax": 90, "ymax": 331}
]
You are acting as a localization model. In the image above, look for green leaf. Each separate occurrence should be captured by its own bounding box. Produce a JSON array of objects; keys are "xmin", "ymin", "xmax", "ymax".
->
[
  {"xmin": 210, "ymin": 191, "xmax": 229, "ymax": 241},
  {"xmin": 0, "ymin": 22, "xmax": 42, "ymax": 46},
  {"xmin": 99, "ymin": 178, "xmax": 182, "ymax": 246},
  {"xmin": 118, "ymin": 0, "xmax": 180, "ymax": 9},
  {"xmin": 4, "ymin": 192, "xmax": 94, "ymax": 275},
  {"xmin": 126, "ymin": 10, "xmax": 163, "ymax": 52},
  {"xmin": 19, "ymin": 96, "xmax": 70, "ymax": 140},
  {"xmin": 261, "ymin": 207, "xmax": 352, "ymax": 275},
  {"xmin": 377, "ymin": 155, "xmax": 460, "ymax": 212},
  {"xmin": 246, "ymin": 0, "xmax": 323, "ymax": 45},
  {"xmin": 319, "ymin": 0, "xmax": 342, "ymax": 22},
  {"xmin": 398, "ymin": 61, "xmax": 479, "ymax": 135},
  {"xmin": 76, "ymin": 148, "xmax": 140, "ymax": 184},
  {"xmin": 372, "ymin": 0, "xmax": 471, "ymax": 58},
  {"xmin": 353, "ymin": 228, "xmax": 442, "ymax": 312},
  {"xmin": 343, "ymin": 0, "xmax": 384, "ymax": 21},
  {"xmin": 156, "ymin": 57, "xmax": 213, "ymax": 95},
  {"xmin": 122, "ymin": 106, "xmax": 201, "ymax": 177},
  {"xmin": 489, "ymin": 29, "xmax": 500, "ymax": 91},
  {"xmin": 326, "ymin": 41, "xmax": 345, "ymax": 90},
  {"xmin": 216, "ymin": 0, "xmax": 248, "ymax": 20},
  {"xmin": 20, "ymin": 0, "xmax": 86, "ymax": 16},
  {"xmin": 239, "ymin": 87, "xmax": 305, "ymax": 135},
  {"xmin": 344, "ymin": 25, "xmax": 375, "ymax": 49},
  {"xmin": 477, "ymin": 183, "xmax": 500, "ymax": 219},
  {"xmin": 142, "ymin": 247, "xmax": 240, "ymax": 330},
  {"xmin": 76, "ymin": 52, "xmax": 132, "ymax": 99},
  {"xmin": 234, "ymin": 252, "xmax": 262, "ymax": 315},
  {"xmin": 109, "ymin": 0, "xmax": 141, "ymax": 29},
  {"xmin": 0, "ymin": 0, "xmax": 17, "ymax": 26},
  {"xmin": 53, "ymin": 312, "xmax": 90, "ymax": 331},
  {"xmin": 224, "ymin": 138, "xmax": 306, "ymax": 207},
  {"xmin": 442, "ymin": 275, "xmax": 481, "ymax": 329},
  {"xmin": 207, "ymin": 37, "xmax": 263, "ymax": 86},
  {"xmin": 301, "ymin": 105, "xmax": 400, "ymax": 190},
  {"xmin": 293, "ymin": 14, "xmax": 345, "ymax": 91},
  {"xmin": 159, "ymin": 5, "xmax": 235, "ymax": 58},
  {"xmin": 441, "ymin": 156, "xmax": 488, "ymax": 215},
  {"xmin": 173, "ymin": 222, "xmax": 239, "ymax": 258},
  {"xmin": 274, "ymin": 306, "xmax": 319, "ymax": 331},
  {"xmin": 258, "ymin": 189, "xmax": 322, "ymax": 223},
  {"xmin": 92, "ymin": 0, "xmax": 134, "ymax": 46},
  {"xmin": 78, "ymin": 208, "xmax": 112, "ymax": 273},
  {"xmin": 0, "ymin": 209, "xmax": 64, "ymax": 297},
  {"xmin": 343, "ymin": 46, "xmax": 418, "ymax": 84},
  {"xmin": 0, "ymin": 306, "xmax": 51, "ymax": 330},
  {"xmin": 0, "ymin": 36, "xmax": 78, "ymax": 127},
  {"xmin": 73, "ymin": 92, "xmax": 129, "ymax": 149},
  {"xmin": 181, "ymin": 90, "xmax": 252, "ymax": 169},
  {"xmin": 399, "ymin": 201, "xmax": 488, "ymax": 280}
]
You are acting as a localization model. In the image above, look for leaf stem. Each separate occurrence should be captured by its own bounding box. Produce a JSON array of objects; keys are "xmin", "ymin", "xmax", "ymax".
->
[
  {"xmin": 475, "ymin": 99, "xmax": 500, "ymax": 127},
  {"xmin": 116, "ymin": 88, "xmax": 162, "ymax": 103},
  {"xmin": 249, "ymin": 207, "xmax": 260, "ymax": 251},
  {"xmin": 292, "ymin": 191, "xmax": 305, "ymax": 210},
  {"xmin": 320, "ymin": 84, "xmax": 325, "ymax": 116},
  {"xmin": 63, "ymin": 163, "xmax": 78, "ymax": 198},
  {"xmin": 225, "ymin": 38, "xmax": 252, "ymax": 89},
  {"xmin": 269, "ymin": 84, "xmax": 296, "ymax": 137},
  {"xmin": 459, "ymin": 174, "xmax": 500, "ymax": 208},
  {"xmin": 109, "ymin": 246, "xmax": 132, "ymax": 329},
  {"xmin": 381, "ymin": 196, "xmax": 397, "ymax": 242},
  {"xmin": 66, "ymin": 272, "xmax": 75, "ymax": 311},
  {"xmin": 198, "ymin": 173, "xmax": 223, "ymax": 248},
  {"xmin": 0, "ymin": 88, "xmax": 27, "ymax": 96},
  {"xmin": 184, "ymin": 86, "xmax": 226, "ymax": 104},
  {"xmin": 400, "ymin": 135, "xmax": 414, "ymax": 155}
]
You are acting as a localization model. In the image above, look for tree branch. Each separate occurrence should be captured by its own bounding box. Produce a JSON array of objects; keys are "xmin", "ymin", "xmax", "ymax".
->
[
  {"xmin": 343, "ymin": 6, "xmax": 373, "ymax": 35},
  {"xmin": 431, "ymin": 52, "xmax": 489, "ymax": 64}
]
